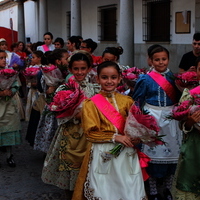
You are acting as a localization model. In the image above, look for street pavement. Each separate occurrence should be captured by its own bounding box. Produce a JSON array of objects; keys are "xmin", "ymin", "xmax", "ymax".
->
[{"xmin": 0, "ymin": 121, "xmax": 67, "ymax": 200}]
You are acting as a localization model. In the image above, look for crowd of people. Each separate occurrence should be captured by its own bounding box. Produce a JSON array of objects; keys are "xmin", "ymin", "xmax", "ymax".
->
[{"xmin": 0, "ymin": 31, "xmax": 200, "ymax": 200}]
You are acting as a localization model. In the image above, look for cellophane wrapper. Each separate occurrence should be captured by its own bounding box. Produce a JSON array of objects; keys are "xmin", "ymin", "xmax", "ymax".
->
[
  {"xmin": 124, "ymin": 105, "xmax": 164, "ymax": 147},
  {"xmin": 0, "ymin": 70, "xmax": 18, "ymax": 90},
  {"xmin": 42, "ymin": 67, "xmax": 64, "ymax": 86}
]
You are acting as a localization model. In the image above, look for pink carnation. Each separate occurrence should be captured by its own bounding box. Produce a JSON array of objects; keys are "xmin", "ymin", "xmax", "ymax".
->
[
  {"xmin": 0, "ymin": 68, "xmax": 17, "ymax": 78},
  {"xmin": 181, "ymin": 71, "xmax": 197, "ymax": 82},
  {"xmin": 175, "ymin": 71, "xmax": 198, "ymax": 90},
  {"xmin": 49, "ymin": 81, "xmax": 85, "ymax": 118},
  {"xmin": 122, "ymin": 67, "xmax": 146, "ymax": 80},
  {"xmin": 171, "ymin": 100, "xmax": 191, "ymax": 120},
  {"xmin": 41, "ymin": 65, "xmax": 57, "ymax": 73},
  {"xmin": 23, "ymin": 67, "xmax": 40, "ymax": 77}
]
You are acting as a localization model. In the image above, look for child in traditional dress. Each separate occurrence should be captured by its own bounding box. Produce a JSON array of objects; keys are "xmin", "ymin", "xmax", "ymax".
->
[
  {"xmin": 25, "ymin": 50, "xmax": 44, "ymax": 121},
  {"xmin": 41, "ymin": 52, "xmax": 96, "ymax": 199},
  {"xmin": 0, "ymin": 50, "xmax": 21, "ymax": 167},
  {"xmin": 72, "ymin": 61, "xmax": 147, "ymax": 200},
  {"xmin": 172, "ymin": 57, "xmax": 200, "ymax": 199},
  {"xmin": 132, "ymin": 46, "xmax": 182, "ymax": 200},
  {"xmin": 33, "ymin": 49, "xmax": 69, "ymax": 153}
]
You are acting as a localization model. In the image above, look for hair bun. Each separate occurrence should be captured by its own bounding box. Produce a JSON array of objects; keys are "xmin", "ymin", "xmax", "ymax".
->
[{"xmin": 116, "ymin": 46, "xmax": 123, "ymax": 55}]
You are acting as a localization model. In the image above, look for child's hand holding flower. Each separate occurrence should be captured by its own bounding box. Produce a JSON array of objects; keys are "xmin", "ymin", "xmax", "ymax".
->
[
  {"xmin": 185, "ymin": 110, "xmax": 200, "ymax": 129},
  {"xmin": 114, "ymin": 135, "xmax": 133, "ymax": 147}
]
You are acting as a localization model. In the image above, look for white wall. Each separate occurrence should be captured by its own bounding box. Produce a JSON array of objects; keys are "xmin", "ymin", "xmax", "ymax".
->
[
  {"xmin": 81, "ymin": 0, "xmax": 119, "ymax": 42},
  {"xmin": 60, "ymin": 0, "xmax": 70, "ymax": 42},
  {"xmin": 134, "ymin": 1, "xmax": 144, "ymax": 44},
  {"xmin": 0, "ymin": 5, "xmax": 18, "ymax": 31},
  {"xmin": 47, "ymin": 0, "xmax": 63, "ymax": 41},
  {"xmin": 24, "ymin": 1, "xmax": 38, "ymax": 43},
  {"xmin": 171, "ymin": 0, "xmax": 195, "ymax": 44}
]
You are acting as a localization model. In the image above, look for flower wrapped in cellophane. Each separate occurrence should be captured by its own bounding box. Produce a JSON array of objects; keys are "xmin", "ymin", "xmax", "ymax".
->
[
  {"xmin": 169, "ymin": 91, "xmax": 200, "ymax": 130},
  {"xmin": 108, "ymin": 104, "xmax": 165, "ymax": 158},
  {"xmin": 0, "ymin": 68, "xmax": 18, "ymax": 90},
  {"xmin": 175, "ymin": 71, "xmax": 199, "ymax": 92},
  {"xmin": 117, "ymin": 67, "xmax": 147, "ymax": 94},
  {"xmin": 122, "ymin": 67, "xmax": 147, "ymax": 81},
  {"xmin": 123, "ymin": 104, "xmax": 164, "ymax": 146},
  {"xmin": 41, "ymin": 65, "xmax": 64, "ymax": 86},
  {"xmin": 49, "ymin": 80, "xmax": 86, "ymax": 125},
  {"xmin": 23, "ymin": 67, "xmax": 40, "ymax": 83},
  {"xmin": 0, "ymin": 68, "xmax": 18, "ymax": 101}
]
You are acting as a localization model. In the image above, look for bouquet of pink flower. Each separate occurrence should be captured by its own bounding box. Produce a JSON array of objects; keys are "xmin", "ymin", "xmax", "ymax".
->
[
  {"xmin": 49, "ymin": 80, "xmax": 85, "ymax": 120},
  {"xmin": 23, "ymin": 67, "xmax": 40, "ymax": 83},
  {"xmin": 122, "ymin": 67, "xmax": 147, "ymax": 81},
  {"xmin": 118, "ymin": 67, "xmax": 147, "ymax": 93},
  {"xmin": 0, "ymin": 68, "xmax": 18, "ymax": 90},
  {"xmin": 169, "ymin": 93, "xmax": 200, "ymax": 129},
  {"xmin": 175, "ymin": 71, "xmax": 198, "ymax": 92},
  {"xmin": 108, "ymin": 104, "xmax": 165, "ymax": 158},
  {"xmin": 124, "ymin": 104, "xmax": 165, "ymax": 146},
  {"xmin": 41, "ymin": 65, "xmax": 64, "ymax": 86}
]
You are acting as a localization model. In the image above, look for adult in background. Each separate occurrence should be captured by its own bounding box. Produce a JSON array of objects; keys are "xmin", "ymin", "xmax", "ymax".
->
[
  {"xmin": 179, "ymin": 32, "xmax": 200, "ymax": 73},
  {"xmin": 37, "ymin": 32, "xmax": 55, "ymax": 53},
  {"xmin": 54, "ymin": 37, "xmax": 65, "ymax": 49},
  {"xmin": 66, "ymin": 36, "xmax": 81, "ymax": 55},
  {"xmin": 80, "ymin": 38, "xmax": 101, "ymax": 66}
]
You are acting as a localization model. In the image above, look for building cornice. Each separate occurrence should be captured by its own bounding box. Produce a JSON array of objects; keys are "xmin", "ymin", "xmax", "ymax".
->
[{"xmin": 0, "ymin": 1, "xmax": 18, "ymax": 10}]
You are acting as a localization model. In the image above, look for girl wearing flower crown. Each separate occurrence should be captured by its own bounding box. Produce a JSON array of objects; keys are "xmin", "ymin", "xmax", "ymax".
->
[
  {"xmin": 132, "ymin": 45, "xmax": 182, "ymax": 200},
  {"xmin": 72, "ymin": 61, "xmax": 147, "ymax": 200},
  {"xmin": 0, "ymin": 50, "xmax": 21, "ymax": 168},
  {"xmin": 41, "ymin": 52, "xmax": 97, "ymax": 198},
  {"xmin": 172, "ymin": 56, "xmax": 200, "ymax": 199}
]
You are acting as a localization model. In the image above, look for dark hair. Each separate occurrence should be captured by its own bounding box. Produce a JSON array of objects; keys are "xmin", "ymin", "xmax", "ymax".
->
[
  {"xmin": 68, "ymin": 53, "xmax": 91, "ymax": 69},
  {"xmin": 47, "ymin": 48, "xmax": 68, "ymax": 65},
  {"xmin": 17, "ymin": 41, "xmax": 25, "ymax": 51},
  {"xmin": 54, "ymin": 37, "xmax": 64, "ymax": 48},
  {"xmin": 43, "ymin": 51, "xmax": 53, "ymax": 65},
  {"xmin": 193, "ymin": 33, "xmax": 200, "ymax": 41},
  {"xmin": 76, "ymin": 35, "xmax": 83, "ymax": 41},
  {"xmin": 68, "ymin": 36, "xmax": 81, "ymax": 50},
  {"xmin": 102, "ymin": 46, "xmax": 123, "ymax": 61},
  {"xmin": 147, "ymin": 44, "xmax": 162, "ymax": 57},
  {"xmin": 32, "ymin": 50, "xmax": 46, "ymax": 65},
  {"xmin": 32, "ymin": 41, "xmax": 44, "ymax": 51},
  {"xmin": 43, "ymin": 32, "xmax": 53, "ymax": 40},
  {"xmin": 10, "ymin": 42, "xmax": 18, "ymax": 51},
  {"xmin": 149, "ymin": 46, "xmax": 169, "ymax": 60},
  {"xmin": 81, "ymin": 38, "xmax": 97, "ymax": 53},
  {"xmin": 97, "ymin": 61, "xmax": 121, "ymax": 76}
]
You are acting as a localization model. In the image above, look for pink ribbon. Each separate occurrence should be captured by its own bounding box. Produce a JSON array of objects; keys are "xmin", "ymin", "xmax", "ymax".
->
[
  {"xmin": 148, "ymin": 71, "xmax": 176, "ymax": 103},
  {"xmin": 42, "ymin": 44, "xmax": 50, "ymax": 52},
  {"xmin": 91, "ymin": 94, "xmax": 125, "ymax": 134},
  {"xmin": 190, "ymin": 85, "xmax": 200, "ymax": 95}
]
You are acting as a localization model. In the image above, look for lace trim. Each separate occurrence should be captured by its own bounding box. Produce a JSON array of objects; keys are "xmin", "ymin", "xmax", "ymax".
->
[{"xmin": 84, "ymin": 144, "xmax": 102, "ymax": 199}]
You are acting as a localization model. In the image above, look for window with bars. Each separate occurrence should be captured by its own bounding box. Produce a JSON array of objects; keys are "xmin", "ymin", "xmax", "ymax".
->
[
  {"xmin": 143, "ymin": 0, "xmax": 171, "ymax": 42},
  {"xmin": 98, "ymin": 5, "xmax": 117, "ymax": 41}
]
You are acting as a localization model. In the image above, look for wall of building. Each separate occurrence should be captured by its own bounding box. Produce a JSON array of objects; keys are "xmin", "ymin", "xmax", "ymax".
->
[
  {"xmin": 0, "ymin": 0, "xmax": 198, "ymax": 72},
  {"xmin": 0, "ymin": 4, "xmax": 18, "ymax": 31},
  {"xmin": 24, "ymin": 1, "xmax": 38, "ymax": 43},
  {"xmin": 47, "ymin": 0, "xmax": 63, "ymax": 40},
  {"xmin": 133, "ymin": 0, "xmax": 196, "ymax": 73}
]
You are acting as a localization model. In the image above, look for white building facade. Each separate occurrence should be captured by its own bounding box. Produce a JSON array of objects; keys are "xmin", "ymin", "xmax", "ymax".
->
[{"xmin": 0, "ymin": 0, "xmax": 200, "ymax": 72}]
